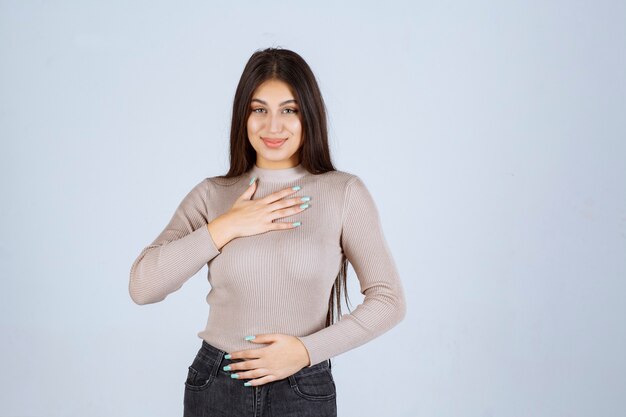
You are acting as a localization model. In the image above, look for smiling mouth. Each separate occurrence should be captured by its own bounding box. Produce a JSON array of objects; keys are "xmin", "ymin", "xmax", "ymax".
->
[{"xmin": 261, "ymin": 137, "xmax": 287, "ymax": 148}]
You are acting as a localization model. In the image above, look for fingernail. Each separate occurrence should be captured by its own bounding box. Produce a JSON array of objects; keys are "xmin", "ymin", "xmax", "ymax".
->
[
  {"xmin": 292, "ymin": 186, "xmax": 301, "ymax": 191},
  {"xmin": 244, "ymin": 335, "xmax": 256, "ymax": 340},
  {"xmin": 292, "ymin": 221, "xmax": 302, "ymax": 227},
  {"xmin": 224, "ymin": 354, "xmax": 231, "ymax": 359},
  {"xmin": 249, "ymin": 176, "xmax": 257, "ymax": 185},
  {"xmin": 300, "ymin": 196, "xmax": 311, "ymax": 202},
  {"xmin": 300, "ymin": 203, "xmax": 309, "ymax": 209},
  {"xmin": 231, "ymin": 374, "xmax": 239, "ymax": 379},
  {"xmin": 223, "ymin": 365, "xmax": 231, "ymax": 371},
  {"xmin": 244, "ymin": 382, "xmax": 252, "ymax": 387}
]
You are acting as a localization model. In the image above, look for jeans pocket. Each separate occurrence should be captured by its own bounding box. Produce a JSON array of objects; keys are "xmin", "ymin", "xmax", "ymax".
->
[
  {"xmin": 290, "ymin": 368, "xmax": 336, "ymax": 401},
  {"xmin": 184, "ymin": 354, "xmax": 216, "ymax": 392}
]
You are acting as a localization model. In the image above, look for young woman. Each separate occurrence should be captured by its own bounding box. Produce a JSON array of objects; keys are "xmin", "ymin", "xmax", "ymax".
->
[{"xmin": 129, "ymin": 47, "xmax": 407, "ymax": 417}]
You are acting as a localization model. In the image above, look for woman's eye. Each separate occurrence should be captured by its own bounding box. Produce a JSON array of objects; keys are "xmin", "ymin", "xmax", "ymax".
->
[{"xmin": 251, "ymin": 108, "xmax": 297, "ymax": 114}]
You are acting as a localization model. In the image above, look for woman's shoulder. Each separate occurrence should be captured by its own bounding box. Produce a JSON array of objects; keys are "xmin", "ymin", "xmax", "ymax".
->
[
  {"xmin": 205, "ymin": 174, "xmax": 245, "ymax": 187},
  {"xmin": 310, "ymin": 168, "xmax": 360, "ymax": 186}
]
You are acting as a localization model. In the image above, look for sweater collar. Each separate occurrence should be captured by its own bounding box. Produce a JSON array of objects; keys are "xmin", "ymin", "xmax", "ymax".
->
[{"xmin": 249, "ymin": 162, "xmax": 309, "ymax": 182}]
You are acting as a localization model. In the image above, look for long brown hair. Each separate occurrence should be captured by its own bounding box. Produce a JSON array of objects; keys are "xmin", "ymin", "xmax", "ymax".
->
[{"xmin": 217, "ymin": 46, "xmax": 353, "ymax": 345}]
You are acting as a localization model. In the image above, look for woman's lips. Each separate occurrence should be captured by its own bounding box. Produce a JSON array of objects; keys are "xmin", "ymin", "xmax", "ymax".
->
[{"xmin": 262, "ymin": 138, "xmax": 287, "ymax": 148}]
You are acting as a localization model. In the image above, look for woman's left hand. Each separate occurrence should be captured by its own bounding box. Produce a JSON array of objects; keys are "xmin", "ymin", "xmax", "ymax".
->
[{"xmin": 224, "ymin": 333, "xmax": 312, "ymax": 386}]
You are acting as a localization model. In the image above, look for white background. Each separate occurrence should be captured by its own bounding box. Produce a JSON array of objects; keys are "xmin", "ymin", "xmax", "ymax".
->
[{"xmin": 1, "ymin": 1, "xmax": 625, "ymax": 416}]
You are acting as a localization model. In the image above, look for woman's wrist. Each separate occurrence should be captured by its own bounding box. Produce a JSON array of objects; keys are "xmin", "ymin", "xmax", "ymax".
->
[{"xmin": 207, "ymin": 216, "xmax": 236, "ymax": 250}]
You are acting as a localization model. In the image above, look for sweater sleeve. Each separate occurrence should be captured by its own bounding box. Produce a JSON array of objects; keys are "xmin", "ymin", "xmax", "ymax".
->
[
  {"xmin": 296, "ymin": 175, "xmax": 407, "ymax": 367},
  {"xmin": 128, "ymin": 178, "xmax": 221, "ymax": 305}
]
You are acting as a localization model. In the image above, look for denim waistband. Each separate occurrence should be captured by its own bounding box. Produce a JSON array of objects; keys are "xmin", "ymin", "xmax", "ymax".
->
[{"xmin": 199, "ymin": 339, "xmax": 332, "ymax": 376}]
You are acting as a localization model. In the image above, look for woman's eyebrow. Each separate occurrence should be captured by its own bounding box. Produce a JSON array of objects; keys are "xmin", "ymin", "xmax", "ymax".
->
[{"xmin": 251, "ymin": 98, "xmax": 298, "ymax": 106}]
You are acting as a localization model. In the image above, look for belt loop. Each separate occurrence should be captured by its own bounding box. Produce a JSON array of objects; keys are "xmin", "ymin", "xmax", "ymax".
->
[{"xmin": 209, "ymin": 346, "xmax": 224, "ymax": 378}]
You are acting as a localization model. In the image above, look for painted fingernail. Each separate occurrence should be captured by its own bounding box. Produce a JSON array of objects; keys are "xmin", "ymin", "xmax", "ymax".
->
[
  {"xmin": 292, "ymin": 186, "xmax": 301, "ymax": 191},
  {"xmin": 249, "ymin": 176, "xmax": 257, "ymax": 185},
  {"xmin": 244, "ymin": 335, "xmax": 256, "ymax": 340},
  {"xmin": 300, "ymin": 203, "xmax": 309, "ymax": 209},
  {"xmin": 231, "ymin": 374, "xmax": 239, "ymax": 379},
  {"xmin": 300, "ymin": 196, "xmax": 311, "ymax": 202},
  {"xmin": 244, "ymin": 382, "xmax": 252, "ymax": 387},
  {"xmin": 224, "ymin": 354, "xmax": 231, "ymax": 359},
  {"xmin": 292, "ymin": 221, "xmax": 301, "ymax": 227},
  {"xmin": 223, "ymin": 365, "xmax": 231, "ymax": 371}
]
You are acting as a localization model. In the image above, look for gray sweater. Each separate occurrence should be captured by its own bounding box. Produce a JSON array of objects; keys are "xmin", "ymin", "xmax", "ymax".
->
[{"xmin": 129, "ymin": 163, "xmax": 406, "ymax": 367}]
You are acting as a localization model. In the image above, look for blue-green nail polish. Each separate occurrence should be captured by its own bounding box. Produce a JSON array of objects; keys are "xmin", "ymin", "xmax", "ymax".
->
[
  {"xmin": 300, "ymin": 203, "xmax": 309, "ymax": 209},
  {"xmin": 224, "ymin": 354, "xmax": 231, "ymax": 359},
  {"xmin": 292, "ymin": 186, "xmax": 301, "ymax": 191},
  {"xmin": 249, "ymin": 176, "xmax": 257, "ymax": 185},
  {"xmin": 292, "ymin": 221, "xmax": 301, "ymax": 227},
  {"xmin": 244, "ymin": 382, "xmax": 252, "ymax": 387},
  {"xmin": 223, "ymin": 365, "xmax": 231, "ymax": 371},
  {"xmin": 244, "ymin": 335, "xmax": 255, "ymax": 341},
  {"xmin": 300, "ymin": 196, "xmax": 311, "ymax": 202},
  {"xmin": 231, "ymin": 374, "xmax": 239, "ymax": 379}
]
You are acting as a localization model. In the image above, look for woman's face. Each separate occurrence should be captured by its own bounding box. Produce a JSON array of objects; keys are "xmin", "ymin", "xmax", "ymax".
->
[{"xmin": 247, "ymin": 79, "xmax": 303, "ymax": 168}]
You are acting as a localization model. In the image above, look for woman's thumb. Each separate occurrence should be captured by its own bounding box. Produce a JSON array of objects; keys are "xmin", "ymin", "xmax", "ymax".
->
[{"xmin": 240, "ymin": 176, "xmax": 257, "ymax": 200}]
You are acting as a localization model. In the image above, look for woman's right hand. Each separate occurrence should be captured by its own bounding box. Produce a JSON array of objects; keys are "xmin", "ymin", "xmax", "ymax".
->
[{"xmin": 206, "ymin": 178, "xmax": 310, "ymax": 250}]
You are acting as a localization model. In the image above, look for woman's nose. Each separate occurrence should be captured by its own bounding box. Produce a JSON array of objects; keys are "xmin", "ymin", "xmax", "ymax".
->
[{"xmin": 268, "ymin": 113, "xmax": 282, "ymax": 132}]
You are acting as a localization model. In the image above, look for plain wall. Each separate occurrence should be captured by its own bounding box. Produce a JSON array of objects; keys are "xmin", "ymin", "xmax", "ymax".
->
[{"xmin": 1, "ymin": 1, "xmax": 624, "ymax": 416}]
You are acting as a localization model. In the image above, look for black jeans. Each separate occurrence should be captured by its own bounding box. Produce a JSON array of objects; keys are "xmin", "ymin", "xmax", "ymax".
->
[{"xmin": 183, "ymin": 340, "xmax": 337, "ymax": 417}]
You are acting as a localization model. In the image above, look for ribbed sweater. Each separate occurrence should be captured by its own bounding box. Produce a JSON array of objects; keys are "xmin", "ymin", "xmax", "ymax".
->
[{"xmin": 128, "ymin": 163, "xmax": 406, "ymax": 367}]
